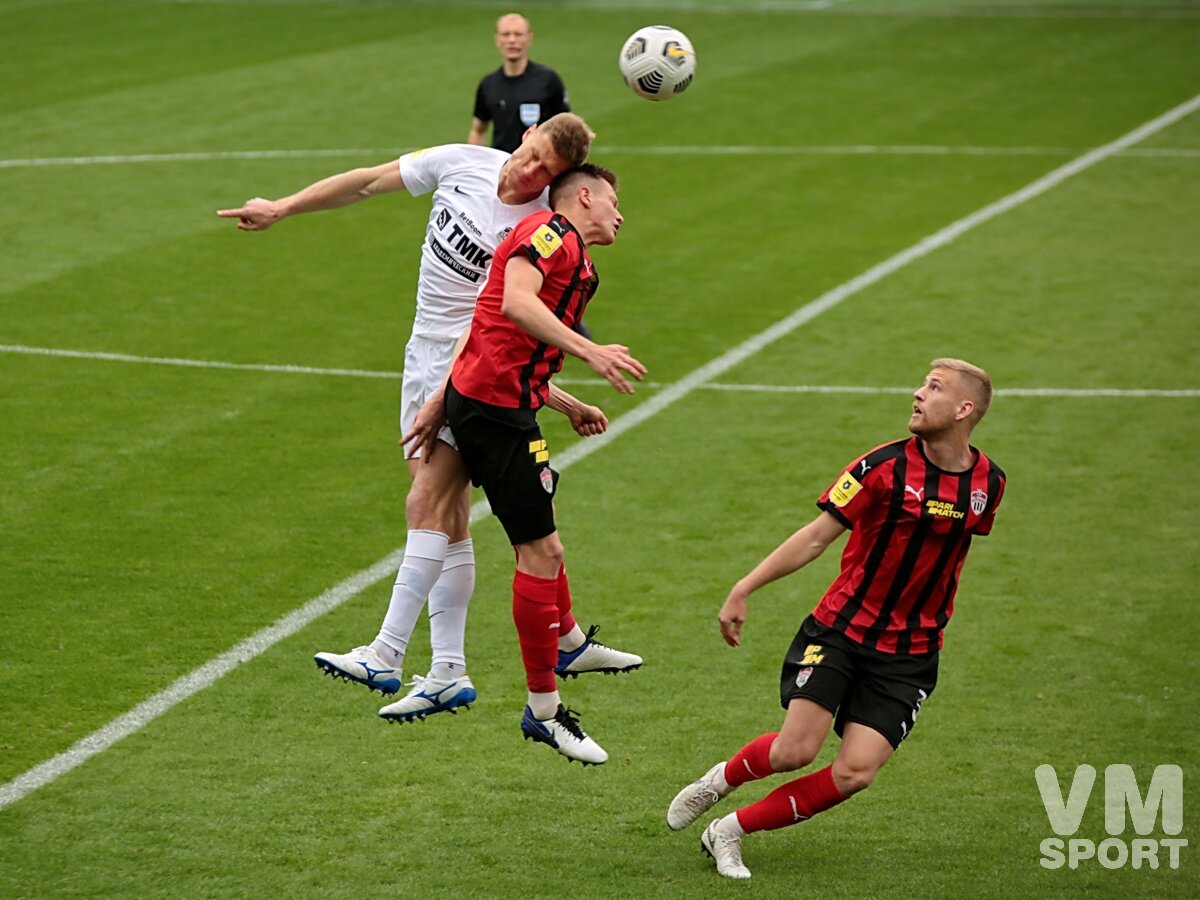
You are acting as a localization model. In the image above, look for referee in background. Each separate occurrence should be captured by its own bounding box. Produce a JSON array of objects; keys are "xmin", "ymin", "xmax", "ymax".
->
[{"xmin": 468, "ymin": 13, "xmax": 571, "ymax": 153}]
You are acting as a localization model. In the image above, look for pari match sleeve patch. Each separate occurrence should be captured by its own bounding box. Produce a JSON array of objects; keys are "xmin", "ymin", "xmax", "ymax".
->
[
  {"xmin": 530, "ymin": 224, "xmax": 564, "ymax": 259},
  {"xmin": 829, "ymin": 471, "xmax": 864, "ymax": 508}
]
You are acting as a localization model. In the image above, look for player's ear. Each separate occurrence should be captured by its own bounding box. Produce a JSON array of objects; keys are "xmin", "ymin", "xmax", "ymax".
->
[
  {"xmin": 956, "ymin": 399, "xmax": 975, "ymax": 422},
  {"xmin": 578, "ymin": 185, "xmax": 592, "ymax": 208}
]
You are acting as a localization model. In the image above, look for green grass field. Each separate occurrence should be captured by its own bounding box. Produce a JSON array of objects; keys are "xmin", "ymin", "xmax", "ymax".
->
[{"xmin": 2, "ymin": 0, "xmax": 1198, "ymax": 897}]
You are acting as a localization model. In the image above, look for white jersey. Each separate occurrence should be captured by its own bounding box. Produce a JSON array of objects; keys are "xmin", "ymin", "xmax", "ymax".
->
[{"xmin": 399, "ymin": 144, "xmax": 550, "ymax": 340}]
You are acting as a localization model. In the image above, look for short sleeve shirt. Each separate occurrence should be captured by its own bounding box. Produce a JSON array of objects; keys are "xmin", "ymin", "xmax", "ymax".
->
[
  {"xmin": 451, "ymin": 210, "xmax": 597, "ymax": 409},
  {"xmin": 473, "ymin": 62, "xmax": 570, "ymax": 153},
  {"xmin": 398, "ymin": 144, "xmax": 549, "ymax": 340},
  {"xmin": 812, "ymin": 437, "xmax": 1006, "ymax": 654}
]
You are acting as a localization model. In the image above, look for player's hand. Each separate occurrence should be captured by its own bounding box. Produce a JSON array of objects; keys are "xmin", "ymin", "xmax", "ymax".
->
[
  {"xmin": 216, "ymin": 197, "xmax": 281, "ymax": 231},
  {"xmin": 568, "ymin": 403, "xmax": 608, "ymax": 437},
  {"xmin": 717, "ymin": 589, "xmax": 749, "ymax": 648},
  {"xmin": 401, "ymin": 393, "xmax": 447, "ymax": 463},
  {"xmin": 582, "ymin": 343, "xmax": 646, "ymax": 394}
]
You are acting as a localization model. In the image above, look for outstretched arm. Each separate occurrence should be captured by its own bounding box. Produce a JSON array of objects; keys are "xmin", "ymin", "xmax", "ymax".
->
[
  {"xmin": 217, "ymin": 160, "xmax": 405, "ymax": 231},
  {"xmin": 502, "ymin": 256, "xmax": 646, "ymax": 393},
  {"xmin": 718, "ymin": 511, "xmax": 847, "ymax": 647}
]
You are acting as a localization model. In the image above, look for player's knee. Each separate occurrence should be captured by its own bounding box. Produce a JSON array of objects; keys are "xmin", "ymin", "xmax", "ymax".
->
[
  {"xmin": 831, "ymin": 757, "xmax": 880, "ymax": 796},
  {"xmin": 519, "ymin": 533, "xmax": 563, "ymax": 577},
  {"xmin": 537, "ymin": 533, "xmax": 564, "ymax": 569},
  {"xmin": 404, "ymin": 482, "xmax": 431, "ymax": 526},
  {"xmin": 769, "ymin": 735, "xmax": 820, "ymax": 773}
]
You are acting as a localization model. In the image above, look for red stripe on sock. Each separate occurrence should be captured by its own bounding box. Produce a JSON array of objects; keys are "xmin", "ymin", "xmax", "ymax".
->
[
  {"xmin": 724, "ymin": 733, "xmax": 778, "ymax": 787},
  {"xmin": 513, "ymin": 570, "xmax": 560, "ymax": 692},
  {"xmin": 735, "ymin": 765, "xmax": 845, "ymax": 833},
  {"xmin": 556, "ymin": 565, "xmax": 577, "ymax": 634}
]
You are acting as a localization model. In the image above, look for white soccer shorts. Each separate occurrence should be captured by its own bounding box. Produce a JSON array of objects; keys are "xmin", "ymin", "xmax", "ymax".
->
[{"xmin": 400, "ymin": 334, "xmax": 459, "ymax": 459}]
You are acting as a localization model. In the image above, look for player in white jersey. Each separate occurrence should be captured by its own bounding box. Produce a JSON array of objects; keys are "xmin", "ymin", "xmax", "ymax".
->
[{"xmin": 218, "ymin": 113, "xmax": 641, "ymax": 723}]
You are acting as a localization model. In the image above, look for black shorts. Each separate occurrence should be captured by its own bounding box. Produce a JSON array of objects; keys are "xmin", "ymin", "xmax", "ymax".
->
[
  {"xmin": 779, "ymin": 615, "xmax": 939, "ymax": 749},
  {"xmin": 445, "ymin": 381, "xmax": 558, "ymax": 546}
]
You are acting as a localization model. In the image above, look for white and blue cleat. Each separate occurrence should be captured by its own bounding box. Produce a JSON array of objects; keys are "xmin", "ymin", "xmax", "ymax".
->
[
  {"xmin": 379, "ymin": 674, "xmax": 477, "ymax": 724},
  {"xmin": 520, "ymin": 704, "xmax": 608, "ymax": 765},
  {"xmin": 555, "ymin": 625, "xmax": 643, "ymax": 679},
  {"xmin": 314, "ymin": 645, "xmax": 403, "ymax": 695}
]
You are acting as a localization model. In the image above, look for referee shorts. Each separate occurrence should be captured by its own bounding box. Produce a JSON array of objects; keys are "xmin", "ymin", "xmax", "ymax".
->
[
  {"xmin": 444, "ymin": 381, "xmax": 558, "ymax": 546},
  {"xmin": 779, "ymin": 615, "xmax": 939, "ymax": 749}
]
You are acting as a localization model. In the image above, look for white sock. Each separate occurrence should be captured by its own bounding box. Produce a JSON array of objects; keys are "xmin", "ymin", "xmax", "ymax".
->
[
  {"xmin": 716, "ymin": 812, "xmax": 745, "ymax": 837},
  {"xmin": 375, "ymin": 529, "xmax": 449, "ymax": 662},
  {"xmin": 558, "ymin": 623, "xmax": 586, "ymax": 652},
  {"xmin": 428, "ymin": 539, "xmax": 474, "ymax": 677},
  {"xmin": 528, "ymin": 690, "xmax": 561, "ymax": 720},
  {"xmin": 712, "ymin": 763, "xmax": 732, "ymax": 796}
]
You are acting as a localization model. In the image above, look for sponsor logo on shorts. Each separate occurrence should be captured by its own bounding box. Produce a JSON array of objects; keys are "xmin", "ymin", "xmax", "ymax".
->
[
  {"xmin": 800, "ymin": 644, "xmax": 824, "ymax": 666},
  {"xmin": 528, "ymin": 439, "xmax": 549, "ymax": 464},
  {"xmin": 829, "ymin": 472, "xmax": 863, "ymax": 508}
]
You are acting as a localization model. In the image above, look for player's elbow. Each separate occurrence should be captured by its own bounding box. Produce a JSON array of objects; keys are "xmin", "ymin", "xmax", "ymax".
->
[{"xmin": 500, "ymin": 293, "xmax": 527, "ymax": 324}]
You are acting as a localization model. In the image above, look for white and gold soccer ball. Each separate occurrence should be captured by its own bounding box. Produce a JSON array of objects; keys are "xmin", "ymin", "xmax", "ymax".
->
[{"xmin": 618, "ymin": 26, "xmax": 696, "ymax": 101}]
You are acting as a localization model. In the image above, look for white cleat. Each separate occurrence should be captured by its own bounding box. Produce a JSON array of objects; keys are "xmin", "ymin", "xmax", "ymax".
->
[
  {"xmin": 668, "ymin": 761, "xmax": 729, "ymax": 830},
  {"xmin": 378, "ymin": 674, "xmax": 477, "ymax": 724},
  {"xmin": 314, "ymin": 646, "xmax": 403, "ymax": 695},
  {"xmin": 520, "ymin": 704, "xmax": 608, "ymax": 765},
  {"xmin": 701, "ymin": 819, "xmax": 752, "ymax": 879},
  {"xmin": 555, "ymin": 625, "xmax": 642, "ymax": 679}
]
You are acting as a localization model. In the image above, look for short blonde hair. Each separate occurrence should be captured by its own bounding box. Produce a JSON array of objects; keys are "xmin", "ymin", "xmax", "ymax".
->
[
  {"xmin": 537, "ymin": 113, "xmax": 595, "ymax": 168},
  {"xmin": 931, "ymin": 357, "xmax": 993, "ymax": 423}
]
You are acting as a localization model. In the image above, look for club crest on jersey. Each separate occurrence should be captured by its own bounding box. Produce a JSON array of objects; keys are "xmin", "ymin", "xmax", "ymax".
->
[
  {"xmin": 829, "ymin": 472, "xmax": 863, "ymax": 508},
  {"xmin": 531, "ymin": 224, "xmax": 563, "ymax": 258},
  {"xmin": 970, "ymin": 489, "xmax": 988, "ymax": 515},
  {"xmin": 794, "ymin": 666, "xmax": 814, "ymax": 689},
  {"xmin": 540, "ymin": 468, "xmax": 554, "ymax": 494},
  {"xmin": 497, "ymin": 226, "xmax": 512, "ymax": 241}
]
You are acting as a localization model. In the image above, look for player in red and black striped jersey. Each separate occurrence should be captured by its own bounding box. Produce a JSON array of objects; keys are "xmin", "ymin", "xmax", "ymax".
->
[
  {"xmin": 667, "ymin": 359, "xmax": 1006, "ymax": 879},
  {"xmin": 415, "ymin": 164, "xmax": 647, "ymax": 765}
]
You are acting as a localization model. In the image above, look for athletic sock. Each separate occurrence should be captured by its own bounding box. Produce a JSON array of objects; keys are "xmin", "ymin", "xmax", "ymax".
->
[
  {"xmin": 714, "ymin": 812, "xmax": 745, "ymax": 838},
  {"xmin": 734, "ymin": 765, "xmax": 846, "ymax": 834},
  {"xmin": 512, "ymin": 569, "xmax": 561, "ymax": 693},
  {"xmin": 724, "ymin": 732, "xmax": 779, "ymax": 787},
  {"xmin": 555, "ymin": 564, "xmax": 581, "ymax": 649},
  {"xmin": 375, "ymin": 529, "xmax": 449, "ymax": 659},
  {"xmin": 528, "ymin": 690, "xmax": 561, "ymax": 720},
  {"xmin": 428, "ymin": 538, "xmax": 474, "ymax": 673}
]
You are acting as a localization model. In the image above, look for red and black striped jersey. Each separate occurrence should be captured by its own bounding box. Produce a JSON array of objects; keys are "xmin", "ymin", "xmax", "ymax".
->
[
  {"xmin": 451, "ymin": 210, "xmax": 598, "ymax": 409},
  {"xmin": 812, "ymin": 437, "xmax": 1006, "ymax": 655}
]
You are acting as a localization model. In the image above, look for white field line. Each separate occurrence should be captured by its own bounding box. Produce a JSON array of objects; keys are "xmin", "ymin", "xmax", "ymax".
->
[
  {"xmin": 156, "ymin": 0, "xmax": 1200, "ymax": 19},
  {"xmin": 2, "ymin": 146, "xmax": 1199, "ymax": 169},
  {"xmin": 2, "ymin": 91, "xmax": 1197, "ymax": 811},
  {"xmin": 0, "ymin": 344, "xmax": 402, "ymax": 380},
  {"xmin": 4, "ymin": 345, "xmax": 1195, "ymax": 398}
]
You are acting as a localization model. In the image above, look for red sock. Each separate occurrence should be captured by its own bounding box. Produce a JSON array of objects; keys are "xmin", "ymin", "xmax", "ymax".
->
[
  {"xmin": 512, "ymin": 570, "xmax": 560, "ymax": 692},
  {"xmin": 735, "ymin": 765, "xmax": 846, "ymax": 833},
  {"xmin": 556, "ymin": 565, "xmax": 578, "ymax": 634},
  {"xmin": 724, "ymin": 733, "xmax": 779, "ymax": 787}
]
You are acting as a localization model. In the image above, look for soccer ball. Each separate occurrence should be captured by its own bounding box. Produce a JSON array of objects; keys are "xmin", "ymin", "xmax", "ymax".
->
[{"xmin": 618, "ymin": 26, "xmax": 696, "ymax": 101}]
